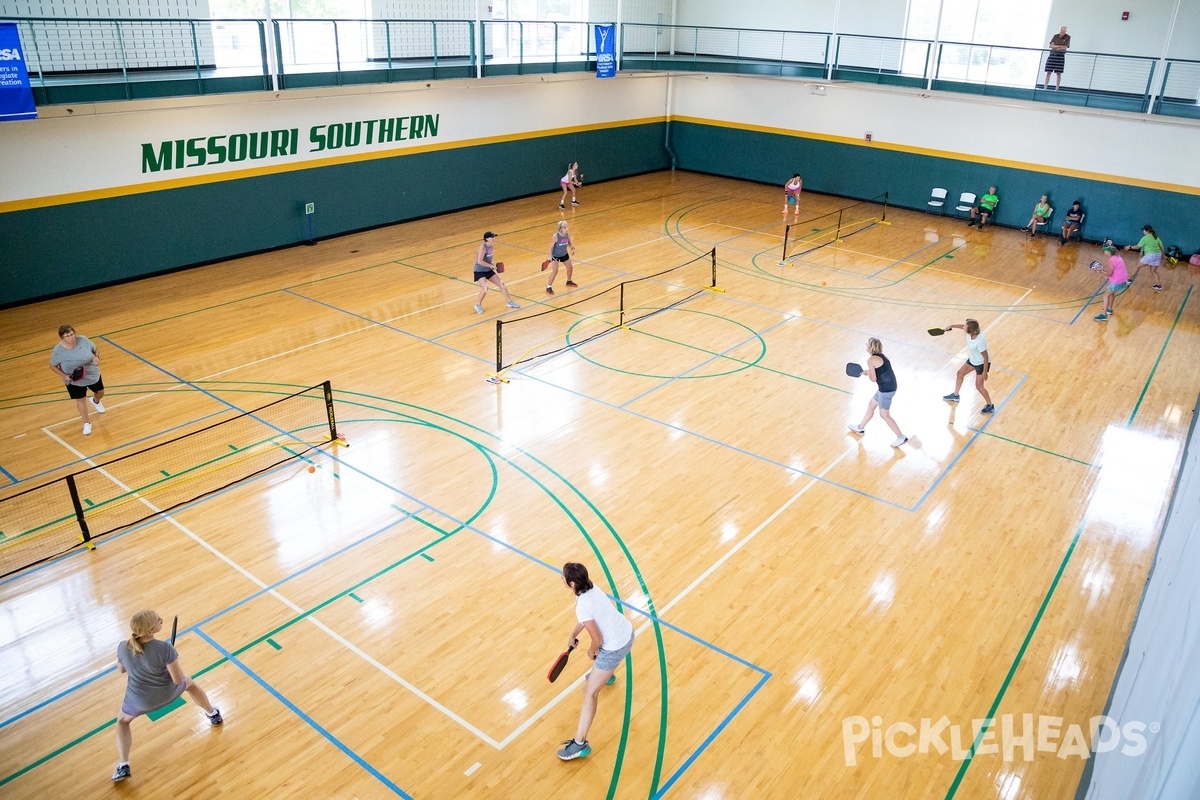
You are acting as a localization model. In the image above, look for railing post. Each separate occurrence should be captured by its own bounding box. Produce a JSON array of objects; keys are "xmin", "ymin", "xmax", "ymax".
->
[
  {"xmin": 256, "ymin": 20, "xmax": 272, "ymax": 91},
  {"xmin": 431, "ymin": 21, "xmax": 437, "ymax": 71},
  {"xmin": 273, "ymin": 20, "xmax": 285, "ymax": 88},
  {"xmin": 553, "ymin": 22, "xmax": 558, "ymax": 73},
  {"xmin": 114, "ymin": 20, "xmax": 131, "ymax": 100},
  {"xmin": 332, "ymin": 20, "xmax": 341, "ymax": 78},
  {"xmin": 518, "ymin": 21, "xmax": 523, "ymax": 75},
  {"xmin": 1143, "ymin": 59, "xmax": 1158, "ymax": 115},
  {"xmin": 190, "ymin": 20, "xmax": 202, "ymax": 93}
]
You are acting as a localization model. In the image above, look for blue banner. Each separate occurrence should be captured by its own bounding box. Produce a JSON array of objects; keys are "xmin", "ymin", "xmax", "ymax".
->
[
  {"xmin": 595, "ymin": 24, "xmax": 616, "ymax": 79},
  {"xmin": 0, "ymin": 23, "xmax": 36, "ymax": 122}
]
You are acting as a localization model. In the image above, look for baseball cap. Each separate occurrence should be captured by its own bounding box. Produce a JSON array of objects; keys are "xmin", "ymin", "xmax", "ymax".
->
[
  {"xmin": 483, "ymin": 231, "xmax": 497, "ymax": 240},
  {"xmin": 1102, "ymin": 245, "xmax": 1115, "ymax": 254}
]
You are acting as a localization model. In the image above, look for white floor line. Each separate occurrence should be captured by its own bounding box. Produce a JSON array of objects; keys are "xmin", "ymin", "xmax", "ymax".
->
[
  {"xmin": 42, "ymin": 428, "xmax": 502, "ymax": 748},
  {"xmin": 464, "ymin": 762, "xmax": 482, "ymax": 777},
  {"xmin": 925, "ymin": 266, "xmax": 1034, "ymax": 291},
  {"xmin": 658, "ymin": 446, "xmax": 854, "ymax": 619},
  {"xmin": 944, "ymin": 286, "xmax": 1033, "ymax": 368}
]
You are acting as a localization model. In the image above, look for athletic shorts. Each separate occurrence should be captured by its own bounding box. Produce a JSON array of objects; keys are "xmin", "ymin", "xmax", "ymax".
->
[
  {"xmin": 121, "ymin": 680, "xmax": 186, "ymax": 718},
  {"xmin": 976, "ymin": 206, "xmax": 995, "ymax": 216},
  {"xmin": 966, "ymin": 360, "xmax": 985, "ymax": 375},
  {"xmin": 474, "ymin": 269, "xmax": 496, "ymax": 281},
  {"xmin": 66, "ymin": 375, "xmax": 104, "ymax": 400},
  {"xmin": 594, "ymin": 632, "xmax": 633, "ymax": 672},
  {"xmin": 873, "ymin": 390, "xmax": 897, "ymax": 410},
  {"xmin": 1110, "ymin": 280, "xmax": 1128, "ymax": 292},
  {"xmin": 1140, "ymin": 252, "xmax": 1162, "ymax": 268},
  {"xmin": 552, "ymin": 253, "xmax": 570, "ymax": 263}
]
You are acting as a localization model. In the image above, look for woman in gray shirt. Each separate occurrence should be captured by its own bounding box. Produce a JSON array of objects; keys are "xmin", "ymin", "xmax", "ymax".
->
[{"xmin": 112, "ymin": 609, "xmax": 223, "ymax": 782}]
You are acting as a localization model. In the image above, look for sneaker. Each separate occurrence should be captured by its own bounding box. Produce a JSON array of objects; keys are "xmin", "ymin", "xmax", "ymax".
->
[
  {"xmin": 207, "ymin": 707, "xmax": 223, "ymax": 726},
  {"xmin": 891, "ymin": 436, "xmax": 908, "ymax": 448},
  {"xmin": 585, "ymin": 671, "xmax": 617, "ymax": 686},
  {"xmin": 506, "ymin": 301, "xmax": 521, "ymax": 309},
  {"xmin": 565, "ymin": 281, "xmax": 578, "ymax": 288},
  {"xmin": 966, "ymin": 220, "xmax": 974, "ymax": 227},
  {"xmin": 474, "ymin": 304, "xmax": 484, "ymax": 315},
  {"xmin": 942, "ymin": 393, "xmax": 960, "ymax": 402},
  {"xmin": 1020, "ymin": 226, "xmax": 1029, "ymax": 232},
  {"xmin": 1153, "ymin": 284, "xmax": 1163, "ymax": 292},
  {"xmin": 981, "ymin": 404, "xmax": 995, "ymax": 414},
  {"xmin": 82, "ymin": 422, "xmax": 92, "ymax": 435},
  {"xmin": 546, "ymin": 286, "xmax": 555, "ymax": 295},
  {"xmin": 557, "ymin": 739, "xmax": 592, "ymax": 761},
  {"xmin": 571, "ymin": 199, "xmax": 580, "ymax": 206},
  {"xmin": 847, "ymin": 424, "xmax": 865, "ymax": 435},
  {"xmin": 1059, "ymin": 238, "xmax": 1067, "ymax": 245},
  {"xmin": 559, "ymin": 203, "xmax": 565, "ymax": 209},
  {"xmin": 111, "ymin": 763, "xmax": 131, "ymax": 782},
  {"xmin": 1094, "ymin": 312, "xmax": 1108, "ymax": 322},
  {"xmin": 90, "ymin": 397, "xmax": 106, "ymax": 413}
]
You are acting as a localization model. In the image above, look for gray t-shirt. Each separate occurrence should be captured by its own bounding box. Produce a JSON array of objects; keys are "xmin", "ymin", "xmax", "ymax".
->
[
  {"xmin": 50, "ymin": 335, "xmax": 99, "ymax": 386},
  {"xmin": 117, "ymin": 639, "xmax": 184, "ymax": 714}
]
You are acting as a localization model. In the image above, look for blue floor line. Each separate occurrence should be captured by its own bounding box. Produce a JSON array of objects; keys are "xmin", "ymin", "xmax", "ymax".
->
[{"xmin": 195, "ymin": 627, "xmax": 414, "ymax": 799}]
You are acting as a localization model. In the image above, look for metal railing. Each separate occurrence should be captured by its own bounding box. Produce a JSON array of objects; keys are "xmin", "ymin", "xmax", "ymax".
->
[
  {"xmin": 621, "ymin": 23, "xmax": 828, "ymax": 77},
  {"xmin": 480, "ymin": 20, "xmax": 594, "ymax": 75},
  {"xmin": 2, "ymin": 16, "xmax": 1191, "ymax": 119}
]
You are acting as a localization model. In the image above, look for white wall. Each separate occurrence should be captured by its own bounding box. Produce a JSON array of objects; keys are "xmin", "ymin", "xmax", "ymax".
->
[
  {"xmin": 0, "ymin": 73, "xmax": 670, "ymax": 207},
  {"xmin": 668, "ymin": 73, "xmax": 1200, "ymax": 192},
  {"xmin": 1045, "ymin": 0, "xmax": 1194, "ymax": 59}
]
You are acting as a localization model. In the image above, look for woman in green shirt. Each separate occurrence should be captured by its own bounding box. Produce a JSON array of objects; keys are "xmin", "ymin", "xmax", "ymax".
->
[
  {"xmin": 1125, "ymin": 224, "xmax": 1165, "ymax": 292},
  {"xmin": 1023, "ymin": 195, "xmax": 1052, "ymax": 238}
]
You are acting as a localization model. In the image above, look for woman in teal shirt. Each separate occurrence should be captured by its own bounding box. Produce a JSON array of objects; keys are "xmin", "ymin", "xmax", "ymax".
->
[{"xmin": 1125, "ymin": 224, "xmax": 1165, "ymax": 292}]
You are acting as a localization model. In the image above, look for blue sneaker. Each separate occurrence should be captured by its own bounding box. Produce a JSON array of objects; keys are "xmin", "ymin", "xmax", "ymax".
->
[
  {"xmin": 1094, "ymin": 312, "xmax": 1108, "ymax": 322},
  {"xmin": 942, "ymin": 393, "xmax": 960, "ymax": 402},
  {"xmin": 981, "ymin": 404, "xmax": 995, "ymax": 414},
  {"xmin": 557, "ymin": 739, "xmax": 592, "ymax": 760}
]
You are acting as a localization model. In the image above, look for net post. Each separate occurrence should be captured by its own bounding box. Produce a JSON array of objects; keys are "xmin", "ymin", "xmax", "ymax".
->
[
  {"xmin": 321, "ymin": 380, "xmax": 338, "ymax": 441},
  {"xmin": 837, "ymin": 208, "xmax": 844, "ymax": 240},
  {"xmin": 779, "ymin": 223, "xmax": 790, "ymax": 266},
  {"xmin": 66, "ymin": 474, "xmax": 94, "ymax": 549},
  {"xmin": 495, "ymin": 320, "xmax": 503, "ymax": 373},
  {"xmin": 619, "ymin": 283, "xmax": 625, "ymax": 327},
  {"xmin": 709, "ymin": 247, "xmax": 717, "ymax": 287},
  {"xmin": 882, "ymin": 191, "xmax": 888, "ymax": 221}
]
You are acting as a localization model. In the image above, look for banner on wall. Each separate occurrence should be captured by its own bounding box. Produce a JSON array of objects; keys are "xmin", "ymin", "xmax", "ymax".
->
[
  {"xmin": 595, "ymin": 24, "xmax": 616, "ymax": 79},
  {"xmin": 0, "ymin": 23, "xmax": 37, "ymax": 122}
]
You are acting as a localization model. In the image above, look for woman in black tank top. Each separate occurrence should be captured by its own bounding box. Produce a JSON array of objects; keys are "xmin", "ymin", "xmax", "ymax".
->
[{"xmin": 847, "ymin": 337, "xmax": 908, "ymax": 447}]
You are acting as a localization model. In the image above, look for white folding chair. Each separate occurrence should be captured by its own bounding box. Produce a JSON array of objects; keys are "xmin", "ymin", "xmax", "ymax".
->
[
  {"xmin": 1032, "ymin": 207, "xmax": 1054, "ymax": 237},
  {"xmin": 928, "ymin": 188, "xmax": 948, "ymax": 214},
  {"xmin": 955, "ymin": 192, "xmax": 976, "ymax": 220}
]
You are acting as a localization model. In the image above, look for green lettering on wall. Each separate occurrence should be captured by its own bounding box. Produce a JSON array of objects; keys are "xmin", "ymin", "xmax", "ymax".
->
[{"xmin": 141, "ymin": 141, "xmax": 173, "ymax": 173}]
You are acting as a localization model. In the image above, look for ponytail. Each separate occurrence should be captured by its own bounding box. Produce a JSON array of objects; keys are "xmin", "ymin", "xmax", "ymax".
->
[
  {"xmin": 126, "ymin": 609, "xmax": 160, "ymax": 656},
  {"xmin": 563, "ymin": 562, "xmax": 594, "ymax": 596}
]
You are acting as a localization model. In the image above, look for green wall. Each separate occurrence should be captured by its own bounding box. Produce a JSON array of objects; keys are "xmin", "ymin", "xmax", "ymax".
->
[
  {"xmin": 670, "ymin": 121, "xmax": 1199, "ymax": 253},
  {"xmin": 0, "ymin": 123, "xmax": 668, "ymax": 307}
]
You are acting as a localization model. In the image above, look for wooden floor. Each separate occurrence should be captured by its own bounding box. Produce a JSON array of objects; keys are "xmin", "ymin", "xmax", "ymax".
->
[{"xmin": 1, "ymin": 171, "xmax": 1198, "ymax": 799}]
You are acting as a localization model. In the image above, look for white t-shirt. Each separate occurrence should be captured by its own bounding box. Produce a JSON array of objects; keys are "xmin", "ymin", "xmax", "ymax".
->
[
  {"xmin": 575, "ymin": 587, "xmax": 633, "ymax": 652},
  {"xmin": 965, "ymin": 333, "xmax": 989, "ymax": 366}
]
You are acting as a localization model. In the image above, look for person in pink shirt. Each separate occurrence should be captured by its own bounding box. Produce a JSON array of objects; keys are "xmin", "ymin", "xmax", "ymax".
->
[{"xmin": 1094, "ymin": 245, "xmax": 1128, "ymax": 322}]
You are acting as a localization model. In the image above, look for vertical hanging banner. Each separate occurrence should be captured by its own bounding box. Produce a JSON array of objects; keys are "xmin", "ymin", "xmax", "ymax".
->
[
  {"xmin": 595, "ymin": 24, "xmax": 616, "ymax": 79},
  {"xmin": 0, "ymin": 23, "xmax": 37, "ymax": 122}
]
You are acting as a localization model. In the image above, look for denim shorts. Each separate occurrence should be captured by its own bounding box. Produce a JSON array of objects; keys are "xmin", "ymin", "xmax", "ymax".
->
[{"xmin": 594, "ymin": 632, "xmax": 634, "ymax": 672}]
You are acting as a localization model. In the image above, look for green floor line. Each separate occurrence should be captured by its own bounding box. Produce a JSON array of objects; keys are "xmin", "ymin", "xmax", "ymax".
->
[
  {"xmin": 146, "ymin": 696, "xmax": 185, "ymax": 720},
  {"xmin": 348, "ymin": 592, "xmax": 363, "ymax": 603},
  {"xmin": 1128, "ymin": 285, "xmax": 1193, "ymax": 427},
  {"xmin": 160, "ymin": 469, "xmax": 170, "ymax": 477},
  {"xmin": 943, "ymin": 520, "xmax": 1086, "ymax": 799},
  {"xmin": 266, "ymin": 638, "xmax": 282, "ymax": 650},
  {"xmin": 420, "ymin": 553, "xmax": 435, "ymax": 562},
  {"xmin": 977, "ymin": 431, "xmax": 1094, "ymax": 467}
]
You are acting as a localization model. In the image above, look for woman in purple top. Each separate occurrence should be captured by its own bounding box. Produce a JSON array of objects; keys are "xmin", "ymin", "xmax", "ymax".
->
[
  {"xmin": 473, "ymin": 231, "xmax": 521, "ymax": 315},
  {"xmin": 111, "ymin": 609, "xmax": 223, "ymax": 782}
]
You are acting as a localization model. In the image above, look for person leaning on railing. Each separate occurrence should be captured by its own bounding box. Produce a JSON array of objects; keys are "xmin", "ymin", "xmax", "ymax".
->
[{"xmin": 1044, "ymin": 26, "xmax": 1070, "ymax": 90}]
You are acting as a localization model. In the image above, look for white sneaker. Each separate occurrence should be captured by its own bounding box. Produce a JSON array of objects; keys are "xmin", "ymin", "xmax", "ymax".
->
[
  {"xmin": 891, "ymin": 436, "xmax": 908, "ymax": 448},
  {"xmin": 83, "ymin": 422, "xmax": 92, "ymax": 435},
  {"xmin": 847, "ymin": 424, "xmax": 865, "ymax": 434},
  {"xmin": 91, "ymin": 397, "xmax": 106, "ymax": 413},
  {"xmin": 474, "ymin": 304, "xmax": 484, "ymax": 315},
  {"xmin": 506, "ymin": 301, "xmax": 521, "ymax": 309}
]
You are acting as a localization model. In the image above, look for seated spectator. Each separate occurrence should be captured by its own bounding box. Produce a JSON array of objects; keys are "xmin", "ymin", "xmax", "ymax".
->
[
  {"xmin": 1060, "ymin": 201, "xmax": 1084, "ymax": 244},
  {"xmin": 1022, "ymin": 195, "xmax": 1052, "ymax": 238},
  {"xmin": 968, "ymin": 187, "xmax": 999, "ymax": 229}
]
